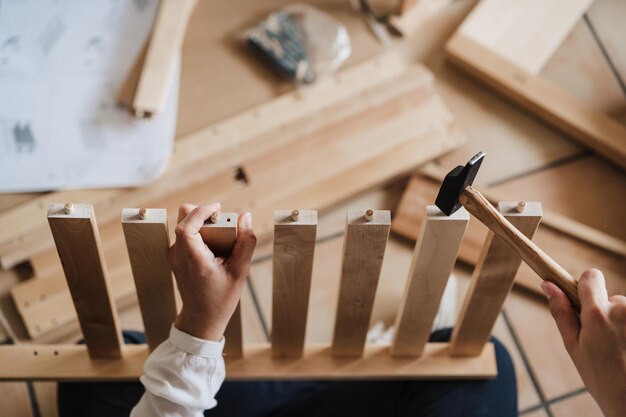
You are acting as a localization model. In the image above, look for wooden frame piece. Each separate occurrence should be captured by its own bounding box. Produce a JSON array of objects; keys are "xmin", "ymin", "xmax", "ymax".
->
[
  {"xmin": 47, "ymin": 203, "xmax": 123, "ymax": 359},
  {"xmin": 450, "ymin": 202, "xmax": 542, "ymax": 356},
  {"xmin": 0, "ymin": 342, "xmax": 496, "ymax": 381},
  {"xmin": 199, "ymin": 212, "xmax": 238, "ymax": 258},
  {"xmin": 121, "ymin": 208, "xmax": 177, "ymax": 351},
  {"xmin": 445, "ymin": 0, "xmax": 626, "ymax": 171},
  {"xmin": 131, "ymin": 0, "xmax": 197, "ymax": 117},
  {"xmin": 272, "ymin": 210, "xmax": 317, "ymax": 358},
  {"xmin": 391, "ymin": 206, "xmax": 469, "ymax": 357},
  {"xmin": 332, "ymin": 210, "xmax": 391, "ymax": 357}
]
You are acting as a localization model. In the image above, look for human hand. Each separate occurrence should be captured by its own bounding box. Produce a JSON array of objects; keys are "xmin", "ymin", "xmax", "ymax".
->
[
  {"xmin": 169, "ymin": 203, "xmax": 256, "ymax": 342},
  {"xmin": 542, "ymin": 269, "xmax": 626, "ymax": 417}
]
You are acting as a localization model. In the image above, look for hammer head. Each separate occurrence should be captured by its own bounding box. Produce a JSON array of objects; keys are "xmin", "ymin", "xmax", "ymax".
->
[{"xmin": 435, "ymin": 151, "xmax": 485, "ymax": 215}]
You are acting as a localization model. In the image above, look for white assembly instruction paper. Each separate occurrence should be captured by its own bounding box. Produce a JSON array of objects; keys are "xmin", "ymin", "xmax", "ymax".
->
[{"xmin": 0, "ymin": 0, "xmax": 179, "ymax": 192}]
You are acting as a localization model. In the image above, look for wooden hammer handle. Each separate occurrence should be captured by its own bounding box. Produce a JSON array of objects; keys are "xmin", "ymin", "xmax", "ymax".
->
[{"xmin": 460, "ymin": 186, "xmax": 580, "ymax": 311}]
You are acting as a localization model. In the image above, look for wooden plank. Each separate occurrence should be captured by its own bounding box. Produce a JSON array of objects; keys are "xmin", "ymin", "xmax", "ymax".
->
[
  {"xmin": 449, "ymin": 202, "xmax": 542, "ymax": 356},
  {"xmin": 132, "ymin": 0, "xmax": 197, "ymax": 117},
  {"xmin": 0, "ymin": 53, "xmax": 412, "ymax": 268},
  {"xmin": 47, "ymin": 204, "xmax": 122, "ymax": 358},
  {"xmin": 446, "ymin": 8, "xmax": 626, "ymax": 171},
  {"xmin": 0, "ymin": 342, "xmax": 497, "ymax": 381},
  {"xmin": 121, "ymin": 208, "xmax": 177, "ymax": 351},
  {"xmin": 272, "ymin": 210, "xmax": 317, "ymax": 358},
  {"xmin": 456, "ymin": 0, "xmax": 593, "ymax": 75},
  {"xmin": 199, "ymin": 211, "xmax": 238, "ymax": 258},
  {"xmin": 390, "ymin": 206, "xmax": 468, "ymax": 357},
  {"xmin": 332, "ymin": 210, "xmax": 391, "ymax": 357}
]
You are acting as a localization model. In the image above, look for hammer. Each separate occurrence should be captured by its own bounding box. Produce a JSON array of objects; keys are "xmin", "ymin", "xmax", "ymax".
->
[{"xmin": 435, "ymin": 151, "xmax": 580, "ymax": 311}]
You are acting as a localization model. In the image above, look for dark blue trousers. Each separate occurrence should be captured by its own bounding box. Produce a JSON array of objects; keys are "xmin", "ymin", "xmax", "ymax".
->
[{"xmin": 58, "ymin": 328, "xmax": 517, "ymax": 417}]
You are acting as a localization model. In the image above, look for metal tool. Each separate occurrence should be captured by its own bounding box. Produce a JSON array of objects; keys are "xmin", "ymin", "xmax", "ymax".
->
[{"xmin": 435, "ymin": 151, "xmax": 580, "ymax": 311}]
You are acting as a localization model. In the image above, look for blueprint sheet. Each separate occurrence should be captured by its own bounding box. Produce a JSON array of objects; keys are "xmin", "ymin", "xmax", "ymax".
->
[{"xmin": 0, "ymin": 0, "xmax": 179, "ymax": 192}]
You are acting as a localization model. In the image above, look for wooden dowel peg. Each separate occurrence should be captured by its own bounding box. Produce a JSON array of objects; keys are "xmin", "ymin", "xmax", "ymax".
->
[
  {"xmin": 63, "ymin": 203, "xmax": 73, "ymax": 215},
  {"xmin": 364, "ymin": 209, "xmax": 374, "ymax": 222},
  {"xmin": 515, "ymin": 201, "xmax": 526, "ymax": 213},
  {"xmin": 290, "ymin": 210, "xmax": 300, "ymax": 222},
  {"xmin": 138, "ymin": 208, "xmax": 148, "ymax": 220},
  {"xmin": 209, "ymin": 212, "xmax": 219, "ymax": 223}
]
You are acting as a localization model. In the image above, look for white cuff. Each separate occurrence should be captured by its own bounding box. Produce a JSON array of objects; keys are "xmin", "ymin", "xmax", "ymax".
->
[{"xmin": 169, "ymin": 325, "xmax": 225, "ymax": 358}]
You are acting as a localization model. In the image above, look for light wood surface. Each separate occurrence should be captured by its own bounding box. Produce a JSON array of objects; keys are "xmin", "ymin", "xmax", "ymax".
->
[
  {"xmin": 0, "ymin": 342, "xmax": 497, "ymax": 381},
  {"xmin": 47, "ymin": 204, "xmax": 123, "ymax": 358},
  {"xmin": 0, "ymin": 382, "xmax": 33, "ymax": 417},
  {"xmin": 199, "ymin": 212, "xmax": 238, "ymax": 258},
  {"xmin": 224, "ymin": 303, "xmax": 243, "ymax": 358},
  {"xmin": 450, "ymin": 202, "xmax": 542, "ymax": 356},
  {"xmin": 8, "ymin": 62, "xmax": 463, "ymax": 341},
  {"xmin": 459, "ymin": 187, "xmax": 580, "ymax": 310},
  {"xmin": 272, "ymin": 210, "xmax": 317, "ymax": 358},
  {"xmin": 456, "ymin": 0, "xmax": 593, "ymax": 75},
  {"xmin": 391, "ymin": 206, "xmax": 469, "ymax": 357},
  {"xmin": 132, "ymin": 0, "xmax": 197, "ymax": 117},
  {"xmin": 447, "ymin": 25, "xmax": 626, "ymax": 171},
  {"xmin": 332, "ymin": 210, "xmax": 391, "ymax": 357},
  {"xmin": 121, "ymin": 208, "xmax": 176, "ymax": 351}
]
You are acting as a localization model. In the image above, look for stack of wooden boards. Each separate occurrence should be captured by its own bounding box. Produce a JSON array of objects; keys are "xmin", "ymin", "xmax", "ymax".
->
[{"xmin": 1, "ymin": 53, "xmax": 466, "ymax": 341}]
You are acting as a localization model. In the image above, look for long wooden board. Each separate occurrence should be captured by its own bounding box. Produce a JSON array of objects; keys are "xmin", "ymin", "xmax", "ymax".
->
[
  {"xmin": 121, "ymin": 208, "xmax": 177, "ymax": 351},
  {"xmin": 272, "ymin": 210, "xmax": 317, "ymax": 358},
  {"xmin": 332, "ymin": 210, "xmax": 391, "ymax": 357},
  {"xmin": 445, "ymin": 0, "xmax": 626, "ymax": 171},
  {"xmin": 0, "ymin": 342, "xmax": 496, "ymax": 381},
  {"xmin": 449, "ymin": 202, "xmax": 542, "ymax": 356},
  {"xmin": 391, "ymin": 206, "xmax": 468, "ymax": 357}
]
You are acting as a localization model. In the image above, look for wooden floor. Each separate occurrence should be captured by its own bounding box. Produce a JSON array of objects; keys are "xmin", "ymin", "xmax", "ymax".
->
[{"xmin": 0, "ymin": 0, "xmax": 624, "ymax": 415}]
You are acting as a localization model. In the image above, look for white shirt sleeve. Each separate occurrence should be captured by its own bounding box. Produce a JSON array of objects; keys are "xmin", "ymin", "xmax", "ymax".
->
[{"xmin": 130, "ymin": 325, "xmax": 226, "ymax": 417}]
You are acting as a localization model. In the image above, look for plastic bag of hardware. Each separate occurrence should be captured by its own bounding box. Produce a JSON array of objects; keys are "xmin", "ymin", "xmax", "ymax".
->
[{"xmin": 245, "ymin": 4, "xmax": 352, "ymax": 84}]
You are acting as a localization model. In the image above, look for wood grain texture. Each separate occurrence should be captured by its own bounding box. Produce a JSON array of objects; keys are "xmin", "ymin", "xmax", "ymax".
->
[
  {"xmin": 450, "ymin": 202, "xmax": 542, "ymax": 356},
  {"xmin": 391, "ymin": 206, "xmax": 469, "ymax": 357},
  {"xmin": 0, "ymin": 342, "xmax": 497, "ymax": 381},
  {"xmin": 47, "ymin": 204, "xmax": 123, "ymax": 358},
  {"xmin": 0, "ymin": 382, "xmax": 33, "ymax": 417},
  {"xmin": 446, "ymin": 33, "xmax": 626, "ymax": 171},
  {"xmin": 199, "ymin": 212, "xmax": 238, "ymax": 258},
  {"xmin": 121, "ymin": 208, "xmax": 176, "ymax": 351},
  {"xmin": 132, "ymin": 0, "xmax": 197, "ymax": 117},
  {"xmin": 224, "ymin": 303, "xmax": 243, "ymax": 358},
  {"xmin": 459, "ymin": 187, "xmax": 580, "ymax": 310},
  {"xmin": 456, "ymin": 0, "xmax": 592, "ymax": 75},
  {"xmin": 332, "ymin": 210, "xmax": 391, "ymax": 357},
  {"xmin": 272, "ymin": 210, "xmax": 317, "ymax": 358},
  {"xmin": 389, "ymin": 0, "xmax": 452, "ymax": 36}
]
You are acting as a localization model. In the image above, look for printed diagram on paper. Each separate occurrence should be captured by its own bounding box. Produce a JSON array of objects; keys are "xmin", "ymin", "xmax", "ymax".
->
[{"xmin": 0, "ymin": 0, "xmax": 179, "ymax": 192}]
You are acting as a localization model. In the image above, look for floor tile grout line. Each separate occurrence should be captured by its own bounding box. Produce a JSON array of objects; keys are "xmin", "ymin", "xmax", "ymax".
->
[
  {"xmin": 518, "ymin": 403, "xmax": 548, "ymax": 416},
  {"xmin": 584, "ymin": 13, "xmax": 626, "ymax": 97},
  {"xmin": 26, "ymin": 381, "xmax": 42, "ymax": 417},
  {"xmin": 501, "ymin": 309, "xmax": 555, "ymax": 417},
  {"xmin": 486, "ymin": 151, "xmax": 589, "ymax": 188},
  {"xmin": 544, "ymin": 386, "xmax": 589, "ymax": 407}
]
